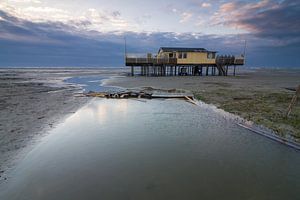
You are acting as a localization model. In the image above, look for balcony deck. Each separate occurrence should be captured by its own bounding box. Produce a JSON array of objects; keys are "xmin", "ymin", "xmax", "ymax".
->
[
  {"xmin": 125, "ymin": 54, "xmax": 244, "ymax": 76},
  {"xmin": 125, "ymin": 57, "xmax": 177, "ymax": 66},
  {"xmin": 126, "ymin": 55, "xmax": 244, "ymax": 66}
]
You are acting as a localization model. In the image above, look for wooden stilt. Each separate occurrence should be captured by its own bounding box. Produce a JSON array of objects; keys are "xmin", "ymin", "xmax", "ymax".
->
[
  {"xmin": 233, "ymin": 65, "xmax": 236, "ymax": 76},
  {"xmin": 226, "ymin": 65, "xmax": 228, "ymax": 76},
  {"xmin": 131, "ymin": 66, "xmax": 134, "ymax": 76}
]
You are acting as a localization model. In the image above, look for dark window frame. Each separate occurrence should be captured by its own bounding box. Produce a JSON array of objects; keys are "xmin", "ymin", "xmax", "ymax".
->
[
  {"xmin": 207, "ymin": 52, "xmax": 216, "ymax": 59},
  {"xmin": 178, "ymin": 53, "xmax": 183, "ymax": 59}
]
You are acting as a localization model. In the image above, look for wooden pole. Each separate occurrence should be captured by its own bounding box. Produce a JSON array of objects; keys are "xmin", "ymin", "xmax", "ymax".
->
[
  {"xmin": 200, "ymin": 66, "xmax": 203, "ymax": 76},
  {"xmin": 233, "ymin": 65, "xmax": 236, "ymax": 76},
  {"xmin": 131, "ymin": 66, "xmax": 134, "ymax": 76},
  {"xmin": 226, "ymin": 65, "xmax": 228, "ymax": 76}
]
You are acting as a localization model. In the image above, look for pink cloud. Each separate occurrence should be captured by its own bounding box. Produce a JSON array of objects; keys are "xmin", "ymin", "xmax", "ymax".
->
[{"xmin": 212, "ymin": 0, "xmax": 278, "ymax": 32}]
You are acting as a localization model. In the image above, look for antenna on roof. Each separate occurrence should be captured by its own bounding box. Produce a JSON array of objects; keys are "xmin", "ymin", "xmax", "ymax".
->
[
  {"xmin": 124, "ymin": 36, "xmax": 127, "ymax": 62},
  {"xmin": 242, "ymin": 39, "xmax": 247, "ymax": 65},
  {"xmin": 243, "ymin": 39, "xmax": 247, "ymax": 57},
  {"xmin": 235, "ymin": 25, "xmax": 247, "ymax": 59}
]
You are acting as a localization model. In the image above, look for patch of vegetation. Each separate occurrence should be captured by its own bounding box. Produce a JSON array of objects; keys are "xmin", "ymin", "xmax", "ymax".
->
[
  {"xmin": 193, "ymin": 89, "xmax": 300, "ymax": 141},
  {"xmin": 194, "ymin": 93, "xmax": 206, "ymax": 102}
]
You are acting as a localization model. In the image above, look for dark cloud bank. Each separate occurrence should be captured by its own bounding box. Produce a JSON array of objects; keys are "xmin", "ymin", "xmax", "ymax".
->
[{"xmin": 0, "ymin": 0, "xmax": 299, "ymax": 68}]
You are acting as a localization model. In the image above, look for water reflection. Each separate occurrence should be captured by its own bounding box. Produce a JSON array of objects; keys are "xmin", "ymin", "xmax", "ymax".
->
[
  {"xmin": 82, "ymin": 99, "xmax": 129, "ymax": 125},
  {"xmin": 0, "ymin": 99, "xmax": 299, "ymax": 200}
]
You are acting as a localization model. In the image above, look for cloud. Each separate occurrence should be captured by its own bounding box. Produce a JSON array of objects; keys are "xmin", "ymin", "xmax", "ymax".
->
[
  {"xmin": 0, "ymin": 9, "xmax": 125, "ymax": 67},
  {"xmin": 81, "ymin": 8, "xmax": 131, "ymax": 31},
  {"xmin": 135, "ymin": 14, "xmax": 152, "ymax": 25},
  {"xmin": 180, "ymin": 12, "xmax": 193, "ymax": 23},
  {"xmin": 0, "ymin": 9, "xmax": 248, "ymax": 67},
  {"xmin": 201, "ymin": 2, "xmax": 211, "ymax": 8},
  {"xmin": 0, "ymin": 3, "xmax": 136, "ymax": 32},
  {"xmin": 0, "ymin": 6, "xmax": 299, "ymax": 68},
  {"xmin": 212, "ymin": 0, "xmax": 300, "ymax": 45},
  {"xmin": 7, "ymin": 0, "xmax": 41, "ymax": 4}
]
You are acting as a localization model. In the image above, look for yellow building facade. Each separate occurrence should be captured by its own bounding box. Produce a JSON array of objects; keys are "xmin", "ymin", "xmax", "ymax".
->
[{"xmin": 157, "ymin": 47, "xmax": 216, "ymax": 65}]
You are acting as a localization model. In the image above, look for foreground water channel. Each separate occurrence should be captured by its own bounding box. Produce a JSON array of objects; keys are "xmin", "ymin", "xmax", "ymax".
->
[{"xmin": 1, "ymin": 97, "xmax": 299, "ymax": 199}]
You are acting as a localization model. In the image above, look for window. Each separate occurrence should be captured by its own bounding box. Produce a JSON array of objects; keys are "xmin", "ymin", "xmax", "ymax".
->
[
  {"xmin": 207, "ymin": 52, "xmax": 216, "ymax": 59},
  {"xmin": 178, "ymin": 53, "xmax": 183, "ymax": 59},
  {"xmin": 169, "ymin": 53, "xmax": 174, "ymax": 58},
  {"xmin": 207, "ymin": 53, "xmax": 212, "ymax": 59},
  {"xmin": 177, "ymin": 52, "xmax": 187, "ymax": 59}
]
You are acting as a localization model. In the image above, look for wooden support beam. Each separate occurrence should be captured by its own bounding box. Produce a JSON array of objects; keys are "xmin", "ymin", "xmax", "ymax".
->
[
  {"xmin": 233, "ymin": 65, "xmax": 236, "ymax": 76},
  {"xmin": 128, "ymin": 64, "xmax": 241, "ymax": 77},
  {"xmin": 131, "ymin": 66, "xmax": 134, "ymax": 76},
  {"xmin": 226, "ymin": 65, "xmax": 228, "ymax": 76}
]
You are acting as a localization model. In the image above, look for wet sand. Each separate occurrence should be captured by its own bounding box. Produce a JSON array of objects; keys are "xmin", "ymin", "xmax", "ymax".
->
[
  {"xmin": 0, "ymin": 68, "xmax": 122, "ymax": 181},
  {"xmin": 107, "ymin": 68, "xmax": 300, "ymax": 143}
]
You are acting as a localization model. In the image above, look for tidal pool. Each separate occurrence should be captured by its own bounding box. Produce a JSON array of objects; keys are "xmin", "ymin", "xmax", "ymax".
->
[
  {"xmin": 65, "ymin": 76, "xmax": 121, "ymax": 92},
  {"xmin": 1, "ymin": 99, "xmax": 299, "ymax": 200}
]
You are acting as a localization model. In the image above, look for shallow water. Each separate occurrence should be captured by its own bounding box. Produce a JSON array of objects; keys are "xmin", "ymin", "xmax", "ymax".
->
[
  {"xmin": 65, "ymin": 76, "xmax": 120, "ymax": 92},
  {"xmin": 1, "ymin": 99, "xmax": 299, "ymax": 200}
]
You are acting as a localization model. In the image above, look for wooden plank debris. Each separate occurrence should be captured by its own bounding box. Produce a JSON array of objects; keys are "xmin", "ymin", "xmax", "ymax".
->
[
  {"xmin": 79, "ymin": 88, "xmax": 195, "ymax": 102},
  {"xmin": 184, "ymin": 96, "xmax": 198, "ymax": 105}
]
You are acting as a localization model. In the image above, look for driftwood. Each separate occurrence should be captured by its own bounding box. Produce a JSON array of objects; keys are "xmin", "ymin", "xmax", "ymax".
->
[
  {"xmin": 81, "ymin": 89, "xmax": 195, "ymax": 104},
  {"xmin": 84, "ymin": 91, "xmax": 153, "ymax": 99},
  {"xmin": 286, "ymin": 85, "xmax": 300, "ymax": 117},
  {"xmin": 184, "ymin": 96, "xmax": 198, "ymax": 105}
]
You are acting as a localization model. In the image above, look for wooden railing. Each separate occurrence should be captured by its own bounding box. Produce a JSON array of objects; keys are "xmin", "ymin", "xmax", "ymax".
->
[
  {"xmin": 216, "ymin": 55, "xmax": 245, "ymax": 65},
  {"xmin": 126, "ymin": 57, "xmax": 177, "ymax": 66}
]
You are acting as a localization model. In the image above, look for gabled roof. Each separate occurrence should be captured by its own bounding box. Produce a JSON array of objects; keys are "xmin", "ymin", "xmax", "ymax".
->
[{"xmin": 159, "ymin": 47, "xmax": 217, "ymax": 53}]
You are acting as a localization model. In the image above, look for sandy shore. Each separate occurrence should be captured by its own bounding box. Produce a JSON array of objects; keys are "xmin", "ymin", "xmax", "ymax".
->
[
  {"xmin": 0, "ymin": 68, "xmax": 122, "ymax": 181},
  {"xmin": 107, "ymin": 68, "xmax": 300, "ymax": 143}
]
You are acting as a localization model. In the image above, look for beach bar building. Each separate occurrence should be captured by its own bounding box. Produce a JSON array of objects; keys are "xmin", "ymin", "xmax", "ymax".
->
[{"xmin": 125, "ymin": 47, "xmax": 245, "ymax": 76}]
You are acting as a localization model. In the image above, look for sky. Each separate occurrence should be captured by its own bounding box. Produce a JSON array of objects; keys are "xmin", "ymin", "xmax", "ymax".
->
[{"xmin": 0, "ymin": 0, "xmax": 299, "ymax": 67}]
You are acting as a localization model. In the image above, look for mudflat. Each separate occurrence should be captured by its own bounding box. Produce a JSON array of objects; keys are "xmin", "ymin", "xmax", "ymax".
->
[
  {"xmin": 0, "ymin": 68, "xmax": 121, "ymax": 180},
  {"xmin": 107, "ymin": 68, "xmax": 300, "ymax": 143}
]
